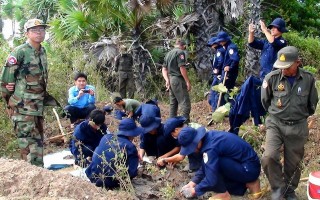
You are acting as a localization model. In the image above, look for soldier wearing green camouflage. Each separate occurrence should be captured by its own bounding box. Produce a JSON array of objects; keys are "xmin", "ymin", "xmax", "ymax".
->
[{"xmin": 0, "ymin": 19, "xmax": 49, "ymax": 167}]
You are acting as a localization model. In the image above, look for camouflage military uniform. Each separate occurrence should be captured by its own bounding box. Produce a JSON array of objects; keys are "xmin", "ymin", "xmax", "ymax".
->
[
  {"xmin": 163, "ymin": 48, "xmax": 191, "ymax": 122},
  {"xmin": 115, "ymin": 53, "xmax": 134, "ymax": 98},
  {"xmin": 0, "ymin": 42, "xmax": 48, "ymax": 167}
]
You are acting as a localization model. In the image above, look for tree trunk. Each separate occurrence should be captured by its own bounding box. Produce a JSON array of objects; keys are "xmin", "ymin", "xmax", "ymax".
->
[
  {"xmin": 244, "ymin": 0, "xmax": 262, "ymax": 77},
  {"xmin": 193, "ymin": 0, "xmax": 221, "ymax": 82}
]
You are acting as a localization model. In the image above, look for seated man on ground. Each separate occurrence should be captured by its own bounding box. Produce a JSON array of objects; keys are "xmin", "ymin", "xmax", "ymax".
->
[
  {"xmin": 139, "ymin": 115, "xmax": 180, "ymax": 160},
  {"xmin": 113, "ymin": 96, "xmax": 141, "ymax": 119},
  {"xmin": 156, "ymin": 116, "xmax": 202, "ymax": 172},
  {"xmin": 70, "ymin": 109, "xmax": 108, "ymax": 167},
  {"xmin": 85, "ymin": 118, "xmax": 144, "ymax": 188},
  {"xmin": 178, "ymin": 127, "xmax": 263, "ymax": 200},
  {"xmin": 65, "ymin": 72, "xmax": 96, "ymax": 125}
]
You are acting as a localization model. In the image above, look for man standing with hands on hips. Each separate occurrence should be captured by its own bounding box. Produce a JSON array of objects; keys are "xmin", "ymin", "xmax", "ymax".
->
[
  {"xmin": 261, "ymin": 46, "xmax": 318, "ymax": 200},
  {"xmin": 162, "ymin": 39, "xmax": 191, "ymax": 123}
]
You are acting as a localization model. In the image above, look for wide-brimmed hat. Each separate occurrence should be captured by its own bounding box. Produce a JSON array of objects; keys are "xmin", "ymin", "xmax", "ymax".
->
[
  {"xmin": 178, "ymin": 126, "xmax": 206, "ymax": 156},
  {"xmin": 273, "ymin": 46, "xmax": 298, "ymax": 69},
  {"xmin": 207, "ymin": 37, "xmax": 218, "ymax": 46},
  {"xmin": 24, "ymin": 19, "xmax": 49, "ymax": 32},
  {"xmin": 117, "ymin": 118, "xmax": 144, "ymax": 137},
  {"xmin": 145, "ymin": 98, "xmax": 158, "ymax": 106},
  {"xmin": 139, "ymin": 115, "xmax": 161, "ymax": 133},
  {"xmin": 214, "ymin": 31, "xmax": 231, "ymax": 43},
  {"xmin": 267, "ymin": 18, "xmax": 288, "ymax": 33},
  {"xmin": 163, "ymin": 116, "xmax": 187, "ymax": 137}
]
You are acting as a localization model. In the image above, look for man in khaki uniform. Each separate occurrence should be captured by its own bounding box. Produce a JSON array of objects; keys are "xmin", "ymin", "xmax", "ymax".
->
[
  {"xmin": 0, "ymin": 19, "xmax": 51, "ymax": 166},
  {"xmin": 162, "ymin": 39, "xmax": 191, "ymax": 123},
  {"xmin": 261, "ymin": 46, "xmax": 318, "ymax": 200}
]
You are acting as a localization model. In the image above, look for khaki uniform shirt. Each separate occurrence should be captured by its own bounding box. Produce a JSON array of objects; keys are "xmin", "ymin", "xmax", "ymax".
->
[
  {"xmin": 163, "ymin": 48, "xmax": 186, "ymax": 77},
  {"xmin": 0, "ymin": 42, "xmax": 48, "ymax": 116},
  {"xmin": 261, "ymin": 68, "xmax": 318, "ymax": 121}
]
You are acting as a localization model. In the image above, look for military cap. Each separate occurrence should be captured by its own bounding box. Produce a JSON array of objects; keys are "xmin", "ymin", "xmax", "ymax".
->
[
  {"xmin": 24, "ymin": 18, "xmax": 48, "ymax": 32},
  {"xmin": 274, "ymin": 46, "xmax": 298, "ymax": 69}
]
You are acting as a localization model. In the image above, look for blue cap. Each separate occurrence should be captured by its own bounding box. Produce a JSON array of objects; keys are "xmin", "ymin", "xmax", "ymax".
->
[
  {"xmin": 214, "ymin": 31, "xmax": 231, "ymax": 43},
  {"xmin": 178, "ymin": 126, "xmax": 206, "ymax": 156},
  {"xmin": 207, "ymin": 37, "xmax": 218, "ymax": 46},
  {"xmin": 117, "ymin": 118, "xmax": 144, "ymax": 137},
  {"xmin": 103, "ymin": 105, "xmax": 113, "ymax": 112},
  {"xmin": 114, "ymin": 110, "xmax": 126, "ymax": 120},
  {"xmin": 145, "ymin": 98, "xmax": 158, "ymax": 106},
  {"xmin": 139, "ymin": 115, "xmax": 161, "ymax": 133},
  {"xmin": 268, "ymin": 18, "xmax": 288, "ymax": 33},
  {"xmin": 163, "ymin": 116, "xmax": 186, "ymax": 137}
]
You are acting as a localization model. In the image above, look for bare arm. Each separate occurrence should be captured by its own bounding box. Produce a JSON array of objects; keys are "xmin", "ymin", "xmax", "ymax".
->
[
  {"xmin": 180, "ymin": 66, "xmax": 191, "ymax": 91},
  {"xmin": 162, "ymin": 67, "xmax": 170, "ymax": 91},
  {"xmin": 260, "ymin": 20, "xmax": 274, "ymax": 43},
  {"xmin": 248, "ymin": 23, "xmax": 255, "ymax": 43}
]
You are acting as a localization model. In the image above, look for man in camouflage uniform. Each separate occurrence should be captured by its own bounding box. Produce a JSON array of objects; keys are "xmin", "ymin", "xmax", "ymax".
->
[
  {"xmin": 0, "ymin": 19, "xmax": 50, "ymax": 167},
  {"xmin": 261, "ymin": 46, "xmax": 318, "ymax": 200},
  {"xmin": 162, "ymin": 39, "xmax": 191, "ymax": 123},
  {"xmin": 115, "ymin": 45, "xmax": 134, "ymax": 99}
]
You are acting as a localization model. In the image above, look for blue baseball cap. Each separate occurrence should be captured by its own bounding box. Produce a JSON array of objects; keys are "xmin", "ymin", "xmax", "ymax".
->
[
  {"xmin": 207, "ymin": 37, "xmax": 218, "ymax": 46},
  {"xmin": 163, "ymin": 116, "xmax": 187, "ymax": 137},
  {"xmin": 268, "ymin": 18, "xmax": 288, "ymax": 33},
  {"xmin": 214, "ymin": 31, "xmax": 232, "ymax": 43},
  {"xmin": 178, "ymin": 126, "xmax": 206, "ymax": 156},
  {"xmin": 117, "ymin": 118, "xmax": 144, "ymax": 137},
  {"xmin": 139, "ymin": 115, "xmax": 161, "ymax": 133}
]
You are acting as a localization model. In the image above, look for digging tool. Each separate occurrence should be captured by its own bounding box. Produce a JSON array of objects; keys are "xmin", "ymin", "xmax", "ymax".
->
[{"xmin": 207, "ymin": 71, "xmax": 228, "ymax": 126}]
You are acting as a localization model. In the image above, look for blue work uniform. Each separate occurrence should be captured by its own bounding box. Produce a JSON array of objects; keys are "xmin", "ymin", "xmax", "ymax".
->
[
  {"xmin": 85, "ymin": 134, "xmax": 139, "ymax": 188},
  {"xmin": 140, "ymin": 124, "xmax": 179, "ymax": 157},
  {"xmin": 69, "ymin": 120, "xmax": 107, "ymax": 165},
  {"xmin": 249, "ymin": 36, "xmax": 287, "ymax": 79},
  {"xmin": 229, "ymin": 76, "xmax": 266, "ymax": 134},
  {"xmin": 220, "ymin": 41, "xmax": 240, "ymax": 90},
  {"xmin": 135, "ymin": 103, "xmax": 161, "ymax": 119},
  {"xmin": 208, "ymin": 46, "xmax": 226, "ymax": 111},
  {"xmin": 192, "ymin": 131, "xmax": 260, "ymax": 196}
]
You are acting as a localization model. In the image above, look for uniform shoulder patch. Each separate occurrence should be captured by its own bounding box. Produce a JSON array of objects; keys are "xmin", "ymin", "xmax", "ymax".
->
[
  {"xmin": 229, "ymin": 49, "xmax": 234, "ymax": 55},
  {"xmin": 180, "ymin": 54, "xmax": 185, "ymax": 60},
  {"xmin": 217, "ymin": 52, "xmax": 221, "ymax": 57},
  {"xmin": 7, "ymin": 56, "xmax": 17, "ymax": 65},
  {"xmin": 203, "ymin": 152, "xmax": 208, "ymax": 164},
  {"xmin": 262, "ymin": 80, "xmax": 268, "ymax": 89},
  {"xmin": 280, "ymin": 40, "xmax": 285, "ymax": 43}
]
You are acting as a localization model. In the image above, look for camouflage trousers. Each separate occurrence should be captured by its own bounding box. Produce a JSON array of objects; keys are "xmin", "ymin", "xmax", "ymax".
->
[{"xmin": 11, "ymin": 112, "xmax": 44, "ymax": 167}]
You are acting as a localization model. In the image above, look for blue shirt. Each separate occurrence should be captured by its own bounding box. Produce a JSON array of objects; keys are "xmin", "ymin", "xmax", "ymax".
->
[
  {"xmin": 85, "ymin": 134, "xmax": 139, "ymax": 187},
  {"xmin": 212, "ymin": 46, "xmax": 226, "ymax": 75},
  {"xmin": 134, "ymin": 104, "xmax": 161, "ymax": 118},
  {"xmin": 68, "ymin": 85, "xmax": 95, "ymax": 108},
  {"xmin": 192, "ymin": 131, "xmax": 259, "ymax": 196},
  {"xmin": 249, "ymin": 36, "xmax": 287, "ymax": 79},
  {"xmin": 70, "ymin": 120, "xmax": 107, "ymax": 162}
]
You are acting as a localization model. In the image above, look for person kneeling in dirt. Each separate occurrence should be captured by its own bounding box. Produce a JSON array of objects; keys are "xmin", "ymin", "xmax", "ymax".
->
[
  {"xmin": 113, "ymin": 96, "xmax": 141, "ymax": 119},
  {"xmin": 85, "ymin": 118, "xmax": 144, "ymax": 188},
  {"xmin": 134, "ymin": 98, "xmax": 161, "ymax": 120},
  {"xmin": 156, "ymin": 117, "xmax": 202, "ymax": 172},
  {"xmin": 138, "ymin": 115, "xmax": 180, "ymax": 160},
  {"xmin": 178, "ymin": 127, "xmax": 263, "ymax": 200},
  {"xmin": 70, "ymin": 109, "xmax": 108, "ymax": 167}
]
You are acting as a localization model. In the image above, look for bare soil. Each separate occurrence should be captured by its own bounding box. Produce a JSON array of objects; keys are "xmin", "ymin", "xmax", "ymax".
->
[{"xmin": 0, "ymin": 100, "xmax": 319, "ymax": 200}]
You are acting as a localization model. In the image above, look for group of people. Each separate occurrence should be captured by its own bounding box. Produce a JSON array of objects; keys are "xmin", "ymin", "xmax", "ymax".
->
[{"xmin": 0, "ymin": 17, "xmax": 318, "ymax": 200}]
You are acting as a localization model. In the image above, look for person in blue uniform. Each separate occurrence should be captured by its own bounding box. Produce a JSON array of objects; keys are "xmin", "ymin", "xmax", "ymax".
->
[
  {"xmin": 85, "ymin": 118, "xmax": 144, "ymax": 188},
  {"xmin": 139, "ymin": 115, "xmax": 180, "ymax": 160},
  {"xmin": 179, "ymin": 127, "xmax": 263, "ymax": 200},
  {"xmin": 248, "ymin": 18, "xmax": 287, "ymax": 79},
  {"xmin": 156, "ymin": 116, "xmax": 202, "ymax": 172},
  {"xmin": 207, "ymin": 37, "xmax": 226, "ymax": 111},
  {"xmin": 134, "ymin": 98, "xmax": 161, "ymax": 119},
  {"xmin": 69, "ymin": 109, "xmax": 108, "ymax": 167},
  {"xmin": 215, "ymin": 31, "xmax": 240, "ymax": 91}
]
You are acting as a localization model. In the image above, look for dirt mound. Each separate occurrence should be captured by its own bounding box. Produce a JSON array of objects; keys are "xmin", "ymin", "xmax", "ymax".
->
[{"xmin": 0, "ymin": 158, "xmax": 133, "ymax": 199}]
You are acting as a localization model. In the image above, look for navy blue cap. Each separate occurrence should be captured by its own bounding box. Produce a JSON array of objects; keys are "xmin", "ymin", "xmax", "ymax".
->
[
  {"xmin": 268, "ymin": 18, "xmax": 288, "ymax": 33},
  {"xmin": 207, "ymin": 37, "xmax": 218, "ymax": 46},
  {"xmin": 145, "ymin": 98, "xmax": 158, "ymax": 106},
  {"xmin": 178, "ymin": 126, "xmax": 206, "ymax": 156},
  {"xmin": 214, "ymin": 31, "xmax": 231, "ymax": 43},
  {"xmin": 117, "ymin": 118, "xmax": 144, "ymax": 137},
  {"xmin": 163, "ymin": 116, "xmax": 186, "ymax": 137},
  {"xmin": 103, "ymin": 105, "xmax": 113, "ymax": 112},
  {"xmin": 139, "ymin": 115, "xmax": 161, "ymax": 133},
  {"xmin": 114, "ymin": 110, "xmax": 126, "ymax": 120}
]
